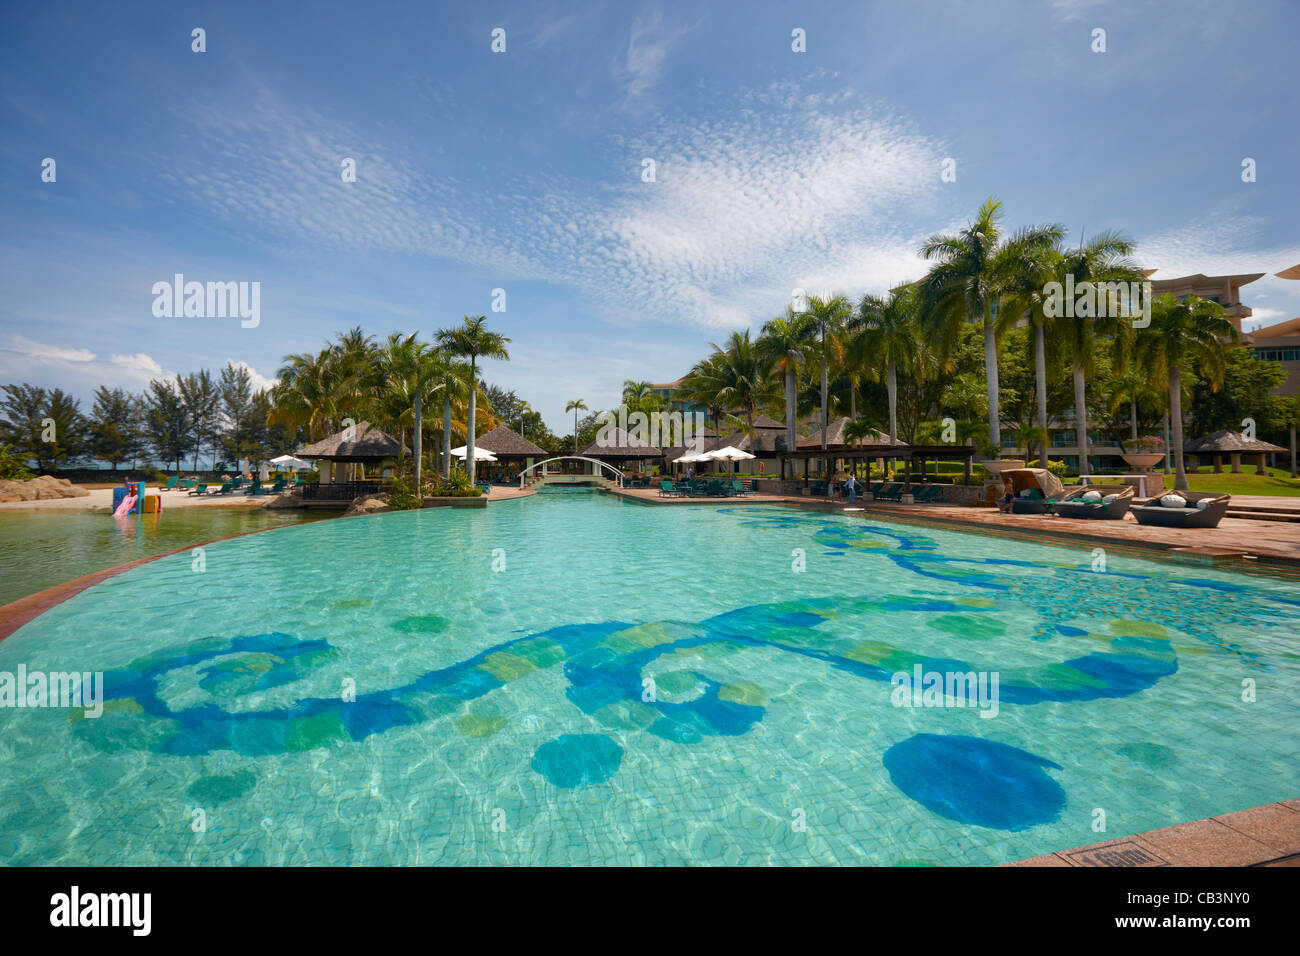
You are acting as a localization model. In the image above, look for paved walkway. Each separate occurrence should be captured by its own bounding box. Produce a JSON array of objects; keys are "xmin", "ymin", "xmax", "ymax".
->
[{"xmin": 1007, "ymin": 799, "xmax": 1300, "ymax": 867}]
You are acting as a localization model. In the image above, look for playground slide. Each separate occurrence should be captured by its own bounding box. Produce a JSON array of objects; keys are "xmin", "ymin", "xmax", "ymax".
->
[{"xmin": 113, "ymin": 495, "xmax": 137, "ymax": 517}]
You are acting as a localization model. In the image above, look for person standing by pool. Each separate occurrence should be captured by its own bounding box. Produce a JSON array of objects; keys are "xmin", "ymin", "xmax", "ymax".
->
[
  {"xmin": 998, "ymin": 480, "xmax": 1015, "ymax": 513},
  {"xmin": 846, "ymin": 473, "xmax": 857, "ymax": 503}
]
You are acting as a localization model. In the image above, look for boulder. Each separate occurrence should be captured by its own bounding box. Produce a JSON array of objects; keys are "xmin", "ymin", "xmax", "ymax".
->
[
  {"xmin": 262, "ymin": 492, "xmax": 304, "ymax": 510},
  {"xmin": 344, "ymin": 494, "xmax": 391, "ymax": 517},
  {"xmin": 0, "ymin": 475, "xmax": 90, "ymax": 501}
]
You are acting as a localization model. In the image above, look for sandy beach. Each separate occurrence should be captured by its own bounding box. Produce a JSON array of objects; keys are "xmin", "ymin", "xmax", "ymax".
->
[{"xmin": 0, "ymin": 487, "xmax": 276, "ymax": 512}]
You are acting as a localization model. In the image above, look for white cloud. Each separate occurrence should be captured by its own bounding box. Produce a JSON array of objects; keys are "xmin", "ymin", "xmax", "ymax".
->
[
  {"xmin": 175, "ymin": 85, "xmax": 945, "ymax": 334},
  {"xmin": 0, "ymin": 336, "xmax": 173, "ymax": 393},
  {"xmin": 616, "ymin": 12, "xmax": 691, "ymax": 107},
  {"xmin": 1050, "ymin": 0, "xmax": 1108, "ymax": 24},
  {"xmin": 224, "ymin": 359, "xmax": 278, "ymax": 392}
]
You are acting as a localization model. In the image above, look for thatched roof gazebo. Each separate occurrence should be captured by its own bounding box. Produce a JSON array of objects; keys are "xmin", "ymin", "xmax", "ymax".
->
[
  {"xmin": 474, "ymin": 424, "xmax": 548, "ymax": 461},
  {"xmin": 580, "ymin": 427, "xmax": 662, "ymax": 476},
  {"xmin": 297, "ymin": 421, "xmax": 406, "ymax": 501},
  {"xmin": 1184, "ymin": 429, "xmax": 1287, "ymax": 475}
]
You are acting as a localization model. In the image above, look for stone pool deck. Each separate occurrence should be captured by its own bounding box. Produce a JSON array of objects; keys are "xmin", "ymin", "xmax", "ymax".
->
[
  {"xmin": 1006, "ymin": 800, "xmax": 1300, "ymax": 867},
  {"xmin": 604, "ymin": 486, "xmax": 1300, "ymax": 571}
]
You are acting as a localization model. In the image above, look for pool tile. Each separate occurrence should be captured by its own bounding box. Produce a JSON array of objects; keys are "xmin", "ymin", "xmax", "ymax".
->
[{"xmin": 1058, "ymin": 838, "xmax": 1172, "ymax": 867}]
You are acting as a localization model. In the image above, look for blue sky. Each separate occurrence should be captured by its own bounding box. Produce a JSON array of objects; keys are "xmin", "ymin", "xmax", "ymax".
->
[{"xmin": 2, "ymin": 0, "xmax": 1298, "ymax": 429}]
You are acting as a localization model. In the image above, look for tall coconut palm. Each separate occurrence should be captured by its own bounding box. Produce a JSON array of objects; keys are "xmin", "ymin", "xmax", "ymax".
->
[
  {"xmin": 854, "ymin": 284, "xmax": 923, "ymax": 449},
  {"xmin": 683, "ymin": 330, "xmax": 770, "ymax": 446},
  {"xmin": 1045, "ymin": 232, "xmax": 1141, "ymax": 476},
  {"xmin": 1106, "ymin": 363, "xmax": 1164, "ymax": 444},
  {"xmin": 1140, "ymin": 294, "xmax": 1237, "ymax": 491},
  {"xmin": 435, "ymin": 316, "xmax": 510, "ymax": 482},
  {"xmin": 917, "ymin": 197, "xmax": 1064, "ymax": 453},
  {"xmin": 804, "ymin": 294, "xmax": 852, "ymax": 449},
  {"xmin": 756, "ymin": 308, "xmax": 815, "ymax": 474},
  {"xmin": 430, "ymin": 357, "xmax": 473, "ymax": 480},
  {"xmin": 565, "ymin": 399, "xmax": 587, "ymax": 453}
]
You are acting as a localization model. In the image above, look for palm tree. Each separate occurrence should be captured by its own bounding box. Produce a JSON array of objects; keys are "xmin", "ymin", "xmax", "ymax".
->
[
  {"xmin": 803, "ymin": 294, "xmax": 852, "ymax": 450},
  {"xmin": 684, "ymin": 330, "xmax": 770, "ymax": 446},
  {"xmin": 854, "ymin": 285, "xmax": 924, "ymax": 450},
  {"xmin": 435, "ymin": 316, "xmax": 510, "ymax": 482},
  {"xmin": 1047, "ymin": 233, "xmax": 1141, "ymax": 476},
  {"xmin": 917, "ymin": 197, "xmax": 1064, "ymax": 453},
  {"xmin": 565, "ymin": 399, "xmax": 588, "ymax": 454},
  {"xmin": 1140, "ymin": 294, "xmax": 1237, "ymax": 491},
  {"xmin": 1106, "ymin": 363, "xmax": 1164, "ymax": 444},
  {"xmin": 430, "ymin": 358, "xmax": 473, "ymax": 480},
  {"xmin": 756, "ymin": 308, "xmax": 815, "ymax": 475}
]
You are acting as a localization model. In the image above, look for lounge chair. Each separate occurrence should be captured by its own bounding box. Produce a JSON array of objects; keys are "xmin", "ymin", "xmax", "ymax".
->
[
  {"xmin": 1011, "ymin": 488, "xmax": 1052, "ymax": 515},
  {"xmin": 1053, "ymin": 485, "xmax": 1134, "ymax": 520},
  {"xmin": 1131, "ymin": 491, "xmax": 1230, "ymax": 529},
  {"xmin": 179, "ymin": 478, "xmax": 196, "ymax": 490},
  {"xmin": 188, "ymin": 483, "xmax": 209, "ymax": 496},
  {"xmin": 658, "ymin": 480, "xmax": 681, "ymax": 497},
  {"xmin": 912, "ymin": 485, "xmax": 944, "ymax": 503},
  {"xmin": 730, "ymin": 479, "xmax": 755, "ymax": 496},
  {"xmin": 160, "ymin": 476, "xmax": 179, "ymax": 491},
  {"xmin": 208, "ymin": 481, "xmax": 234, "ymax": 496},
  {"xmin": 872, "ymin": 483, "xmax": 903, "ymax": 502},
  {"xmin": 247, "ymin": 480, "xmax": 264, "ymax": 496},
  {"xmin": 809, "ymin": 481, "xmax": 829, "ymax": 497}
]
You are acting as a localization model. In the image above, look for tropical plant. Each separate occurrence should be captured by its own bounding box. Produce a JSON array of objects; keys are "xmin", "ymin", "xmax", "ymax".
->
[
  {"xmin": 682, "ymin": 330, "xmax": 770, "ymax": 445},
  {"xmin": 1140, "ymin": 294, "xmax": 1237, "ymax": 490},
  {"xmin": 854, "ymin": 284, "xmax": 926, "ymax": 449},
  {"xmin": 917, "ymin": 197, "xmax": 1064, "ymax": 452},
  {"xmin": 803, "ymin": 293, "xmax": 852, "ymax": 449},
  {"xmin": 565, "ymin": 399, "xmax": 588, "ymax": 454},
  {"xmin": 435, "ymin": 316, "xmax": 510, "ymax": 482},
  {"xmin": 755, "ymin": 308, "xmax": 815, "ymax": 468}
]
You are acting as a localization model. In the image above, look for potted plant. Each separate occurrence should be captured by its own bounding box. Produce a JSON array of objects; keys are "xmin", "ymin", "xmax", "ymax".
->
[{"xmin": 1121, "ymin": 436, "xmax": 1165, "ymax": 472}]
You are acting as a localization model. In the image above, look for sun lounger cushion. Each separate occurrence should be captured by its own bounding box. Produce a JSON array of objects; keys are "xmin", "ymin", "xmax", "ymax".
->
[
  {"xmin": 1196, "ymin": 498, "xmax": 1210, "ymax": 509},
  {"xmin": 1082, "ymin": 490, "xmax": 1102, "ymax": 502},
  {"xmin": 1102, "ymin": 494, "xmax": 1118, "ymax": 503},
  {"xmin": 1160, "ymin": 494, "xmax": 1187, "ymax": 508}
]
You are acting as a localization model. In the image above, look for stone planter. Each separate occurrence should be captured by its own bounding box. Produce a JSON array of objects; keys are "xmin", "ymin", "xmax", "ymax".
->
[
  {"xmin": 1121, "ymin": 453, "xmax": 1164, "ymax": 472},
  {"xmin": 977, "ymin": 459, "xmax": 1026, "ymax": 477}
]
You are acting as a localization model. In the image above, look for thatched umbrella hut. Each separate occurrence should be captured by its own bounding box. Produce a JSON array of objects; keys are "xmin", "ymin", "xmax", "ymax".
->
[
  {"xmin": 1183, "ymin": 429, "xmax": 1287, "ymax": 475},
  {"xmin": 298, "ymin": 420, "xmax": 406, "ymax": 491},
  {"xmin": 474, "ymin": 424, "xmax": 549, "ymax": 481},
  {"xmin": 580, "ymin": 427, "xmax": 663, "ymax": 477}
]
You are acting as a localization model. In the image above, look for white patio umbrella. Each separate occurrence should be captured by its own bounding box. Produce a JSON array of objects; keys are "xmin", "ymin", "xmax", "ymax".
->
[
  {"xmin": 673, "ymin": 450, "xmax": 711, "ymax": 463},
  {"xmin": 271, "ymin": 454, "xmax": 312, "ymax": 470},
  {"xmin": 451, "ymin": 445, "xmax": 498, "ymax": 462},
  {"xmin": 705, "ymin": 445, "xmax": 756, "ymax": 475},
  {"xmin": 258, "ymin": 461, "xmax": 271, "ymax": 481}
]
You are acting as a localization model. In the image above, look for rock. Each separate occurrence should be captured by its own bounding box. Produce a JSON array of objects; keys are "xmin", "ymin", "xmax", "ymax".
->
[
  {"xmin": 0, "ymin": 476, "xmax": 90, "ymax": 500},
  {"xmin": 344, "ymin": 494, "xmax": 391, "ymax": 517},
  {"xmin": 263, "ymin": 493, "xmax": 303, "ymax": 510}
]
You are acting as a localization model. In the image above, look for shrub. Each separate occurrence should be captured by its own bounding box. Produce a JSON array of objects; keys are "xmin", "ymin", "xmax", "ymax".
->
[{"xmin": 0, "ymin": 444, "xmax": 34, "ymax": 481}]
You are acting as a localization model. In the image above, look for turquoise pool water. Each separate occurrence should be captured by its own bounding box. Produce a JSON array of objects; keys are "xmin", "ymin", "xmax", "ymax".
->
[{"xmin": 1, "ymin": 492, "xmax": 1297, "ymax": 865}]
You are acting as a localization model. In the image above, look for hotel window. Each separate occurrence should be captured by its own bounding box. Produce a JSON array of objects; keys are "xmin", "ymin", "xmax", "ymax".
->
[
  {"xmin": 1256, "ymin": 348, "xmax": 1300, "ymax": 362},
  {"xmin": 1052, "ymin": 431, "xmax": 1076, "ymax": 447}
]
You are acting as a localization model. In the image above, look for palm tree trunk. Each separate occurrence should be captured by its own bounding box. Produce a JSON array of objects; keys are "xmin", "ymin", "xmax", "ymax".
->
[
  {"xmin": 413, "ymin": 392, "xmax": 423, "ymax": 491},
  {"xmin": 1034, "ymin": 323, "xmax": 1049, "ymax": 469},
  {"xmin": 573, "ymin": 409, "xmax": 578, "ymax": 454},
  {"xmin": 442, "ymin": 395, "xmax": 451, "ymax": 480},
  {"xmin": 983, "ymin": 317, "xmax": 1001, "ymax": 451},
  {"xmin": 1074, "ymin": 363, "xmax": 1089, "ymax": 477},
  {"xmin": 849, "ymin": 379, "xmax": 856, "ymax": 422},
  {"xmin": 1290, "ymin": 424, "xmax": 1296, "ymax": 478},
  {"xmin": 887, "ymin": 359, "xmax": 898, "ymax": 476},
  {"xmin": 1170, "ymin": 366, "xmax": 1188, "ymax": 491},
  {"xmin": 784, "ymin": 368, "xmax": 796, "ymax": 460},
  {"xmin": 1130, "ymin": 398, "xmax": 1139, "ymax": 442},
  {"xmin": 466, "ymin": 362, "xmax": 477, "ymax": 483},
  {"xmin": 819, "ymin": 336, "xmax": 828, "ymax": 450}
]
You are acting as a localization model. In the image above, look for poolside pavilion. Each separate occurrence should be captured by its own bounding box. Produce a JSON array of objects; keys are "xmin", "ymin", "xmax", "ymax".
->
[
  {"xmin": 779, "ymin": 416, "xmax": 976, "ymax": 490},
  {"xmin": 1184, "ymin": 429, "xmax": 1288, "ymax": 476},
  {"xmin": 297, "ymin": 421, "xmax": 406, "ymax": 503},
  {"xmin": 580, "ymin": 427, "xmax": 663, "ymax": 477},
  {"xmin": 473, "ymin": 424, "xmax": 549, "ymax": 483}
]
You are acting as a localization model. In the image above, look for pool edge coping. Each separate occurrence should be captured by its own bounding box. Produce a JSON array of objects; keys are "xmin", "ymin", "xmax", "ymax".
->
[{"xmin": 1004, "ymin": 799, "xmax": 1300, "ymax": 867}]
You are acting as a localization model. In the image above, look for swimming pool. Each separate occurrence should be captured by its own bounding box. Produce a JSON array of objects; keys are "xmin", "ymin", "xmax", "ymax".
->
[{"xmin": 1, "ymin": 492, "xmax": 1297, "ymax": 865}]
